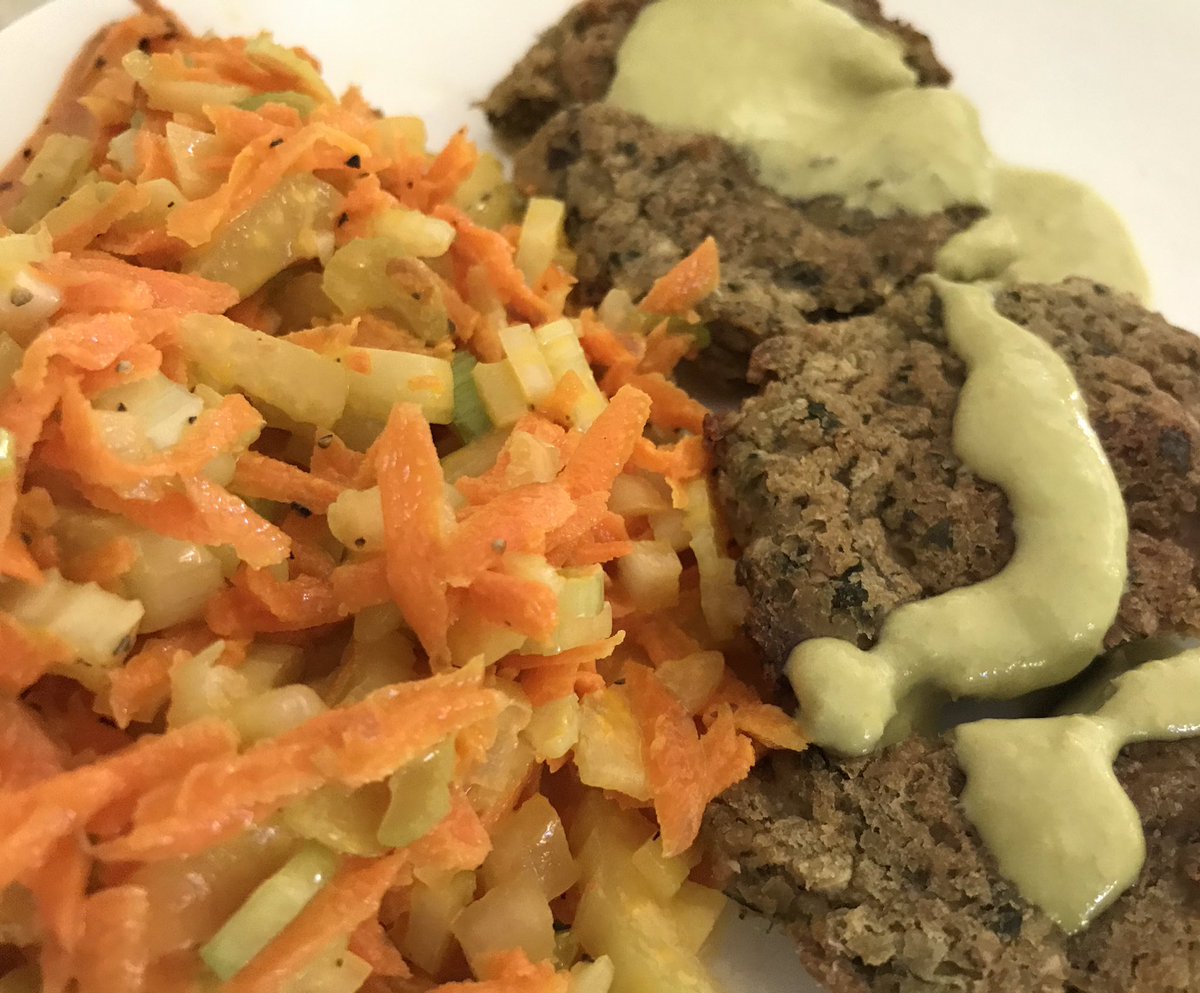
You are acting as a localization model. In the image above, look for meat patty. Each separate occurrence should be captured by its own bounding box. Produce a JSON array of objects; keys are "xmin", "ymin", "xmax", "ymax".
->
[
  {"xmin": 495, "ymin": 0, "xmax": 980, "ymax": 376},
  {"xmin": 484, "ymin": 0, "xmax": 952, "ymax": 148},
  {"xmin": 703, "ymin": 736, "xmax": 1200, "ymax": 993},
  {"xmin": 713, "ymin": 279, "xmax": 1200, "ymax": 670}
]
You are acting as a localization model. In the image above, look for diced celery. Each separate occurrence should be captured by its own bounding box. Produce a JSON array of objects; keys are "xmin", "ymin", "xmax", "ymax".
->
[
  {"xmin": 95, "ymin": 373, "xmax": 206, "ymax": 452},
  {"xmin": 0, "ymin": 569, "xmax": 142, "ymax": 669},
  {"xmin": 372, "ymin": 208, "xmax": 455, "ymax": 258},
  {"xmin": 230, "ymin": 684, "xmax": 328, "ymax": 742},
  {"xmin": 658, "ymin": 653, "xmax": 724, "ymax": 716},
  {"xmin": 373, "ymin": 116, "xmax": 427, "ymax": 159},
  {"xmin": 326, "ymin": 630, "xmax": 417, "ymax": 706},
  {"xmin": 322, "ymin": 238, "xmax": 448, "ymax": 343},
  {"xmin": 535, "ymin": 319, "xmax": 606, "ymax": 428},
  {"xmin": 244, "ymin": 34, "xmax": 335, "ymax": 102},
  {"xmin": 481, "ymin": 795, "xmax": 578, "ymax": 900},
  {"xmin": 615, "ymin": 541, "xmax": 681, "ymax": 612},
  {"xmin": 500, "ymin": 323, "xmax": 555, "ymax": 405},
  {"xmin": 343, "ymin": 347, "xmax": 454, "ymax": 424},
  {"xmin": 451, "ymin": 353, "xmax": 493, "ymax": 442},
  {"xmin": 237, "ymin": 90, "xmax": 317, "ymax": 117},
  {"xmin": 285, "ymin": 940, "xmax": 371, "ymax": 993},
  {"xmin": 524, "ymin": 566, "xmax": 608, "ymax": 656},
  {"xmin": 441, "ymin": 428, "xmax": 509, "ymax": 483},
  {"xmin": 123, "ymin": 50, "xmax": 253, "ymax": 116},
  {"xmin": 5, "ymin": 134, "xmax": 91, "ymax": 232},
  {"xmin": 515, "ymin": 197, "xmax": 565, "ymax": 284},
  {"xmin": 453, "ymin": 153, "xmax": 520, "ymax": 229},
  {"xmin": 402, "ymin": 870, "xmax": 476, "ymax": 975},
  {"xmin": 350, "ymin": 601, "xmax": 406, "ymax": 644},
  {"xmin": 376, "ymin": 739, "xmax": 455, "ymax": 849},
  {"xmin": 453, "ymin": 870, "xmax": 555, "ymax": 975},
  {"xmin": 185, "ymin": 174, "xmax": 339, "ymax": 298},
  {"xmin": 180, "ymin": 314, "xmax": 348, "ymax": 427},
  {"xmin": 281, "ymin": 783, "xmax": 390, "ymax": 857},
  {"xmin": 472, "ymin": 358, "xmax": 529, "ymax": 427},
  {"xmin": 561, "ymin": 566, "xmax": 605, "ymax": 618},
  {"xmin": 684, "ymin": 480, "xmax": 749, "ymax": 642},
  {"xmin": 569, "ymin": 955, "xmax": 616, "ymax": 993},
  {"xmin": 574, "ymin": 688, "xmax": 651, "ymax": 801},
  {"xmin": 200, "ymin": 842, "xmax": 340, "ymax": 981},
  {"xmin": 326, "ymin": 486, "xmax": 384, "ymax": 554}
]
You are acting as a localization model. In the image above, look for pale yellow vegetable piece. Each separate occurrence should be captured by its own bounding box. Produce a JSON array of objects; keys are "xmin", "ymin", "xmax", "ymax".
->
[
  {"xmin": 6, "ymin": 134, "xmax": 91, "ymax": 232},
  {"xmin": 403, "ymin": 869, "xmax": 476, "ymax": 975},
  {"xmin": 180, "ymin": 314, "xmax": 349, "ymax": 427},
  {"xmin": 568, "ymin": 955, "xmax": 616, "ymax": 993},
  {"xmin": 672, "ymin": 881, "xmax": 728, "ymax": 955},
  {"xmin": 165, "ymin": 122, "xmax": 221, "ymax": 199},
  {"xmin": 281, "ymin": 782, "xmax": 391, "ymax": 858},
  {"xmin": 124, "ymin": 50, "xmax": 254, "ymax": 116},
  {"xmin": 168, "ymin": 642, "xmax": 248, "ymax": 729},
  {"xmin": 535, "ymin": 318, "xmax": 607, "ymax": 428},
  {"xmin": 523, "ymin": 694, "xmax": 582, "ymax": 763},
  {"xmin": 609, "ymin": 473, "xmax": 672, "ymax": 517},
  {"xmin": 0, "ymin": 568, "xmax": 143, "ymax": 670},
  {"xmin": 344, "ymin": 347, "xmax": 454, "ymax": 424},
  {"xmin": 615, "ymin": 540, "xmax": 682, "ymax": 612},
  {"xmin": 501, "ymin": 323, "xmax": 556, "ymax": 406},
  {"xmin": 453, "ymin": 870, "xmax": 556, "ymax": 976},
  {"xmin": 327, "ymin": 487, "xmax": 385, "ymax": 555},
  {"xmin": 684, "ymin": 478, "xmax": 750, "ymax": 641},
  {"xmin": 481, "ymin": 795, "xmax": 578, "ymax": 900},
  {"xmin": 516, "ymin": 197, "xmax": 566, "ymax": 284},
  {"xmin": 230, "ymin": 684, "xmax": 328, "ymax": 743},
  {"xmin": 575, "ymin": 687, "xmax": 651, "ymax": 801},
  {"xmin": 377, "ymin": 739, "xmax": 456, "ymax": 848},
  {"xmin": 472, "ymin": 357, "xmax": 531, "ymax": 427},
  {"xmin": 654, "ymin": 651, "xmax": 725, "ymax": 715},
  {"xmin": 630, "ymin": 836, "xmax": 698, "ymax": 903},
  {"xmin": 372, "ymin": 208, "xmax": 456, "ymax": 258}
]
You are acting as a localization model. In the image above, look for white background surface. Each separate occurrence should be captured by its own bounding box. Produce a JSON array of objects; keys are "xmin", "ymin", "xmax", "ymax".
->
[{"xmin": 1, "ymin": 2, "xmax": 1198, "ymax": 991}]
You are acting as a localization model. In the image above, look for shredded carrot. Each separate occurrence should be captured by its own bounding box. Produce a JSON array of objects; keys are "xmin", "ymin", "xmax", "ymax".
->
[
  {"xmin": 429, "ymin": 949, "xmax": 568, "ymax": 993},
  {"xmin": 558, "ymin": 385, "xmax": 652, "ymax": 499},
  {"xmin": 376, "ymin": 403, "xmax": 451, "ymax": 662},
  {"xmin": 349, "ymin": 919, "xmax": 411, "ymax": 979},
  {"xmin": 61, "ymin": 535, "xmax": 138, "ymax": 588},
  {"xmin": 639, "ymin": 236, "xmax": 720, "ymax": 316},
  {"xmin": 731, "ymin": 703, "xmax": 810, "ymax": 752},
  {"xmin": 0, "ymin": 615, "xmax": 73, "ymax": 695},
  {"xmin": 627, "ymin": 664, "xmax": 754, "ymax": 856},
  {"xmin": 230, "ymin": 452, "xmax": 345, "ymax": 514},
  {"xmin": 463, "ymin": 571, "xmax": 558, "ymax": 643},
  {"xmin": 221, "ymin": 854, "xmax": 404, "ymax": 993},
  {"xmin": 73, "ymin": 886, "xmax": 151, "ymax": 993}
]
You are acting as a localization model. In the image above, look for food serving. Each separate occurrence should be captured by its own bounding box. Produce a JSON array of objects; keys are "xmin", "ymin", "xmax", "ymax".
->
[
  {"xmin": 0, "ymin": 7, "xmax": 808, "ymax": 992},
  {"xmin": 489, "ymin": 0, "xmax": 1200, "ymax": 990}
]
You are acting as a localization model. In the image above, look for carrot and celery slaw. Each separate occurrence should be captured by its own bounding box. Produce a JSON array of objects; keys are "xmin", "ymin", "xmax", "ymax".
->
[{"xmin": 0, "ymin": 10, "xmax": 806, "ymax": 993}]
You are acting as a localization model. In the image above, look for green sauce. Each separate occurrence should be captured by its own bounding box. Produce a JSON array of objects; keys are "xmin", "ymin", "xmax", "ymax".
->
[
  {"xmin": 610, "ymin": 0, "xmax": 1149, "ymax": 299},
  {"xmin": 784, "ymin": 278, "xmax": 1128, "ymax": 754},
  {"xmin": 937, "ymin": 166, "xmax": 1150, "ymax": 299},
  {"xmin": 608, "ymin": 0, "xmax": 992, "ymax": 216},
  {"xmin": 955, "ymin": 649, "xmax": 1200, "ymax": 932}
]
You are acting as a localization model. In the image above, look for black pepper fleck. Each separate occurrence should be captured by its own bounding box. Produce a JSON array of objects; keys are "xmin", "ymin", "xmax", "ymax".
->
[
  {"xmin": 316, "ymin": 434, "xmax": 334, "ymax": 449},
  {"xmin": 344, "ymin": 154, "xmax": 361, "ymax": 169},
  {"xmin": 9, "ymin": 286, "xmax": 33, "ymax": 307},
  {"xmin": 269, "ymin": 138, "xmax": 284, "ymax": 149},
  {"xmin": 187, "ymin": 415, "xmax": 198, "ymax": 425},
  {"xmin": 354, "ymin": 537, "xmax": 366, "ymax": 548},
  {"xmin": 116, "ymin": 402, "xmax": 128, "ymax": 412},
  {"xmin": 137, "ymin": 36, "xmax": 151, "ymax": 53},
  {"xmin": 336, "ymin": 211, "xmax": 349, "ymax": 227},
  {"xmin": 290, "ymin": 502, "xmax": 313, "ymax": 518}
]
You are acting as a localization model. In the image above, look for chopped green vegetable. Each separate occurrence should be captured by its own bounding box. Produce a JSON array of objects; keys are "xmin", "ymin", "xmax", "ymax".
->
[
  {"xmin": 237, "ymin": 90, "xmax": 317, "ymax": 117},
  {"xmin": 200, "ymin": 842, "xmax": 340, "ymax": 980},
  {"xmin": 376, "ymin": 739, "xmax": 456, "ymax": 848},
  {"xmin": 451, "ymin": 354, "xmax": 492, "ymax": 442},
  {"xmin": 245, "ymin": 34, "xmax": 335, "ymax": 102}
]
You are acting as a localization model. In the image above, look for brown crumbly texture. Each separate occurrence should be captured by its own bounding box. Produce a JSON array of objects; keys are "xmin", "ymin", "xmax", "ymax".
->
[
  {"xmin": 483, "ymin": 0, "xmax": 951, "ymax": 148},
  {"xmin": 512, "ymin": 104, "xmax": 979, "ymax": 375},
  {"xmin": 712, "ymin": 279, "xmax": 1200, "ymax": 668},
  {"xmin": 704, "ymin": 736, "xmax": 1200, "ymax": 993}
]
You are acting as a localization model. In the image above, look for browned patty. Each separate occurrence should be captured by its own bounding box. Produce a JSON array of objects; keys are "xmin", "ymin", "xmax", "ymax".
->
[
  {"xmin": 484, "ymin": 0, "xmax": 951, "ymax": 148},
  {"xmin": 703, "ymin": 736, "xmax": 1200, "ymax": 993},
  {"xmin": 713, "ymin": 279, "xmax": 1200, "ymax": 670},
  {"xmin": 494, "ymin": 1, "xmax": 979, "ymax": 376}
]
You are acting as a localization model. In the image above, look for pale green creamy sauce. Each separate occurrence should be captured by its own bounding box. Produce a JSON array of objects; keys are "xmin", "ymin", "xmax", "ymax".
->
[
  {"xmin": 956, "ymin": 649, "xmax": 1200, "ymax": 932},
  {"xmin": 609, "ymin": 0, "xmax": 1149, "ymax": 297},
  {"xmin": 784, "ymin": 278, "xmax": 1128, "ymax": 754},
  {"xmin": 610, "ymin": 0, "xmax": 1194, "ymax": 931}
]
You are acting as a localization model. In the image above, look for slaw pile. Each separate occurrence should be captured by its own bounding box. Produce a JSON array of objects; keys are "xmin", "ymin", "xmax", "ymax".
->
[{"xmin": 0, "ymin": 11, "xmax": 805, "ymax": 993}]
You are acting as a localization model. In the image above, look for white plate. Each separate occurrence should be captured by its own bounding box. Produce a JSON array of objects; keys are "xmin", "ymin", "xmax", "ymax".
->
[{"xmin": 2, "ymin": 2, "xmax": 1198, "ymax": 991}]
